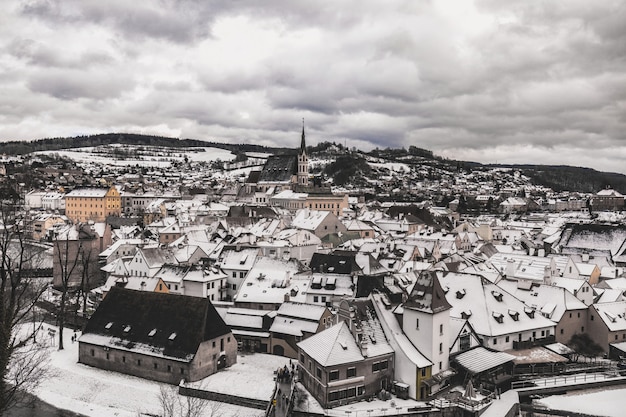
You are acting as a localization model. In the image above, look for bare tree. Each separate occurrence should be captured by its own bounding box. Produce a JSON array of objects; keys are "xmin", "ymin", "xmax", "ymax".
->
[
  {"xmin": 158, "ymin": 384, "xmax": 224, "ymax": 417},
  {"xmin": 0, "ymin": 192, "xmax": 51, "ymax": 413},
  {"xmin": 53, "ymin": 232, "xmax": 82, "ymax": 351}
]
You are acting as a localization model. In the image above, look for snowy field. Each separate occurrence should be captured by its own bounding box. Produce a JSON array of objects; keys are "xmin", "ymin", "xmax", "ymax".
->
[
  {"xmin": 34, "ymin": 144, "xmax": 235, "ymax": 168},
  {"xmin": 368, "ymin": 162, "xmax": 411, "ymax": 173},
  {"xmin": 535, "ymin": 386, "xmax": 626, "ymax": 417},
  {"xmin": 30, "ymin": 325, "xmax": 288, "ymax": 417}
]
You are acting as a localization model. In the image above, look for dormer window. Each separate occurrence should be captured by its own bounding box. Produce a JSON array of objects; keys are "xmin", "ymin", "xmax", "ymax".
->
[
  {"xmin": 525, "ymin": 307, "xmax": 535, "ymax": 318},
  {"xmin": 492, "ymin": 312, "xmax": 504, "ymax": 323},
  {"xmin": 461, "ymin": 310, "xmax": 472, "ymax": 319},
  {"xmin": 456, "ymin": 289, "xmax": 466, "ymax": 299},
  {"xmin": 168, "ymin": 332, "xmax": 177, "ymax": 341},
  {"xmin": 148, "ymin": 328, "xmax": 157, "ymax": 337},
  {"xmin": 123, "ymin": 325, "xmax": 131, "ymax": 333},
  {"xmin": 491, "ymin": 290, "xmax": 503, "ymax": 302},
  {"xmin": 509, "ymin": 310, "xmax": 519, "ymax": 321},
  {"xmin": 105, "ymin": 322, "xmax": 113, "ymax": 330}
]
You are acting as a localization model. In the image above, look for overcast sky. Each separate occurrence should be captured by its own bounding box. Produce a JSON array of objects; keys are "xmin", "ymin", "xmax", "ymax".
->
[{"xmin": 1, "ymin": 1, "xmax": 625, "ymax": 172}]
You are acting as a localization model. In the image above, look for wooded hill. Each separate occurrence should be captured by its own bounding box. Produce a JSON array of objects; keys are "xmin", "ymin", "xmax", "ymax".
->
[{"xmin": 3, "ymin": 133, "xmax": 626, "ymax": 194}]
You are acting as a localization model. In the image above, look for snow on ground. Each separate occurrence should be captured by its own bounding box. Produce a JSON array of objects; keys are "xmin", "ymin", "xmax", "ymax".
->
[
  {"xmin": 369, "ymin": 162, "xmax": 410, "ymax": 173},
  {"xmin": 31, "ymin": 325, "xmax": 282, "ymax": 417},
  {"xmin": 534, "ymin": 386, "xmax": 626, "ymax": 417},
  {"xmin": 35, "ymin": 145, "xmax": 235, "ymax": 168},
  {"xmin": 187, "ymin": 352, "xmax": 291, "ymax": 400}
]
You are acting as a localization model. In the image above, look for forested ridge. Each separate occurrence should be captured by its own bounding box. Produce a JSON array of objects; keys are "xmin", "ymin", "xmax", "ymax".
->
[{"xmin": 3, "ymin": 133, "xmax": 626, "ymax": 193}]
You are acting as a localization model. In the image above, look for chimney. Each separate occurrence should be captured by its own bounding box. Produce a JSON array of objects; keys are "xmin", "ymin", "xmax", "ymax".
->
[
  {"xmin": 360, "ymin": 337, "xmax": 368, "ymax": 357},
  {"xmin": 505, "ymin": 259, "xmax": 516, "ymax": 279},
  {"xmin": 543, "ymin": 265, "xmax": 552, "ymax": 286}
]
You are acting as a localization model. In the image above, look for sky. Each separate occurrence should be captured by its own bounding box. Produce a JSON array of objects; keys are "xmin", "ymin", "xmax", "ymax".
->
[{"xmin": 1, "ymin": 1, "xmax": 626, "ymax": 172}]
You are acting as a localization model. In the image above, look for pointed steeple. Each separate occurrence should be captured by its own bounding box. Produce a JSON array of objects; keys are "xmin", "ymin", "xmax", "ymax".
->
[{"xmin": 300, "ymin": 118, "xmax": 306, "ymax": 154}]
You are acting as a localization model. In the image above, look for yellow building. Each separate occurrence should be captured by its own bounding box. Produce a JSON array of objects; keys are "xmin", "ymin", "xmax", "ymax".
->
[{"xmin": 65, "ymin": 187, "xmax": 121, "ymax": 223}]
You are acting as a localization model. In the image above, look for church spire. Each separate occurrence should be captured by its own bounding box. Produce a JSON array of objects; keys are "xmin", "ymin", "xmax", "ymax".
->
[
  {"xmin": 300, "ymin": 118, "xmax": 306, "ymax": 154},
  {"xmin": 297, "ymin": 118, "xmax": 309, "ymax": 188}
]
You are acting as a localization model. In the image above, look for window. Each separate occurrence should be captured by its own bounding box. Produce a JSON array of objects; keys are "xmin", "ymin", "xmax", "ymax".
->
[
  {"xmin": 154, "ymin": 363, "xmax": 158, "ymax": 369},
  {"xmin": 591, "ymin": 315, "xmax": 594, "ymax": 321},
  {"xmin": 358, "ymin": 386, "xmax": 365, "ymax": 396},
  {"xmin": 329, "ymin": 370, "xmax": 339, "ymax": 381},
  {"xmin": 220, "ymin": 338, "xmax": 224, "ymax": 350},
  {"xmin": 167, "ymin": 365, "xmax": 172, "ymax": 372},
  {"xmin": 137, "ymin": 359, "xmax": 141, "ymax": 366},
  {"xmin": 212, "ymin": 341, "xmax": 216, "ymax": 348},
  {"xmin": 106, "ymin": 353, "xmax": 110, "ymax": 360},
  {"xmin": 439, "ymin": 324, "xmax": 443, "ymax": 335},
  {"xmin": 493, "ymin": 338, "xmax": 497, "ymax": 345},
  {"xmin": 240, "ymin": 272, "xmax": 245, "ymax": 278},
  {"xmin": 439, "ymin": 343, "xmax": 443, "ymax": 353},
  {"xmin": 232, "ymin": 272, "xmax": 237, "ymax": 278},
  {"xmin": 561, "ymin": 329, "xmax": 564, "ymax": 334},
  {"xmin": 347, "ymin": 367, "xmax": 356, "ymax": 378},
  {"xmin": 505, "ymin": 336, "xmax": 510, "ymax": 343},
  {"xmin": 439, "ymin": 361, "xmax": 442, "ymax": 370},
  {"xmin": 313, "ymin": 296, "xmax": 319, "ymax": 303},
  {"xmin": 421, "ymin": 368, "xmax": 427, "ymax": 377},
  {"xmin": 90, "ymin": 349, "xmax": 95, "ymax": 357},
  {"xmin": 416, "ymin": 318, "xmax": 419, "ymax": 329},
  {"xmin": 181, "ymin": 368, "xmax": 185, "ymax": 374},
  {"xmin": 316, "ymin": 367, "xmax": 322, "ymax": 379}
]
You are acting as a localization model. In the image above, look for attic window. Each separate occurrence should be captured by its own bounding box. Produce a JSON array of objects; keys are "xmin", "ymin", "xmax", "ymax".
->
[
  {"xmin": 509, "ymin": 310, "xmax": 520, "ymax": 321},
  {"xmin": 339, "ymin": 342, "xmax": 348, "ymax": 350},
  {"xmin": 491, "ymin": 291, "xmax": 503, "ymax": 302},
  {"xmin": 524, "ymin": 307, "xmax": 535, "ymax": 318},
  {"xmin": 168, "ymin": 332, "xmax": 177, "ymax": 341},
  {"xmin": 461, "ymin": 310, "xmax": 472, "ymax": 319},
  {"xmin": 148, "ymin": 328, "xmax": 157, "ymax": 337},
  {"xmin": 456, "ymin": 289, "xmax": 466, "ymax": 299},
  {"xmin": 492, "ymin": 312, "xmax": 504, "ymax": 323},
  {"xmin": 123, "ymin": 325, "xmax": 131, "ymax": 333},
  {"xmin": 105, "ymin": 322, "xmax": 113, "ymax": 330},
  {"xmin": 606, "ymin": 312, "xmax": 617, "ymax": 323}
]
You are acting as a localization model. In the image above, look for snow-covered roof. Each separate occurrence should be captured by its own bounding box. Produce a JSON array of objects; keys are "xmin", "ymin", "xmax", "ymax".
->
[
  {"xmin": 592, "ymin": 302, "xmax": 626, "ymax": 331},
  {"xmin": 275, "ymin": 301, "xmax": 327, "ymax": 321},
  {"xmin": 297, "ymin": 322, "xmax": 364, "ymax": 367},
  {"xmin": 453, "ymin": 347, "xmax": 515, "ymax": 374},
  {"xmin": 66, "ymin": 188, "xmax": 110, "ymax": 198},
  {"xmin": 438, "ymin": 272, "xmax": 556, "ymax": 338},
  {"xmin": 371, "ymin": 293, "xmax": 432, "ymax": 368},
  {"xmin": 291, "ymin": 209, "xmax": 331, "ymax": 231}
]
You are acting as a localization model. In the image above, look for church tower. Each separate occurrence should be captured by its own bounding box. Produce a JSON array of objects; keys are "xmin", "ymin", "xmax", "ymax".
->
[{"xmin": 297, "ymin": 120, "xmax": 309, "ymax": 187}]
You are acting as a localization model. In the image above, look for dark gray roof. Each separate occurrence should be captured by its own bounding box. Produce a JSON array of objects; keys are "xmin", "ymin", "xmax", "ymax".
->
[
  {"xmin": 258, "ymin": 155, "xmax": 297, "ymax": 183},
  {"xmin": 82, "ymin": 287, "xmax": 231, "ymax": 360},
  {"xmin": 404, "ymin": 270, "xmax": 452, "ymax": 313}
]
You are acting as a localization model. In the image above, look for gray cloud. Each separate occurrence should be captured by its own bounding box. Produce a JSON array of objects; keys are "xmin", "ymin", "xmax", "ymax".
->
[{"xmin": 1, "ymin": 0, "xmax": 625, "ymax": 174}]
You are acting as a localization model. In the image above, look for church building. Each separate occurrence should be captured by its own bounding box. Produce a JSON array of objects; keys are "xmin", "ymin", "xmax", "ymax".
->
[{"xmin": 243, "ymin": 124, "xmax": 349, "ymax": 216}]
